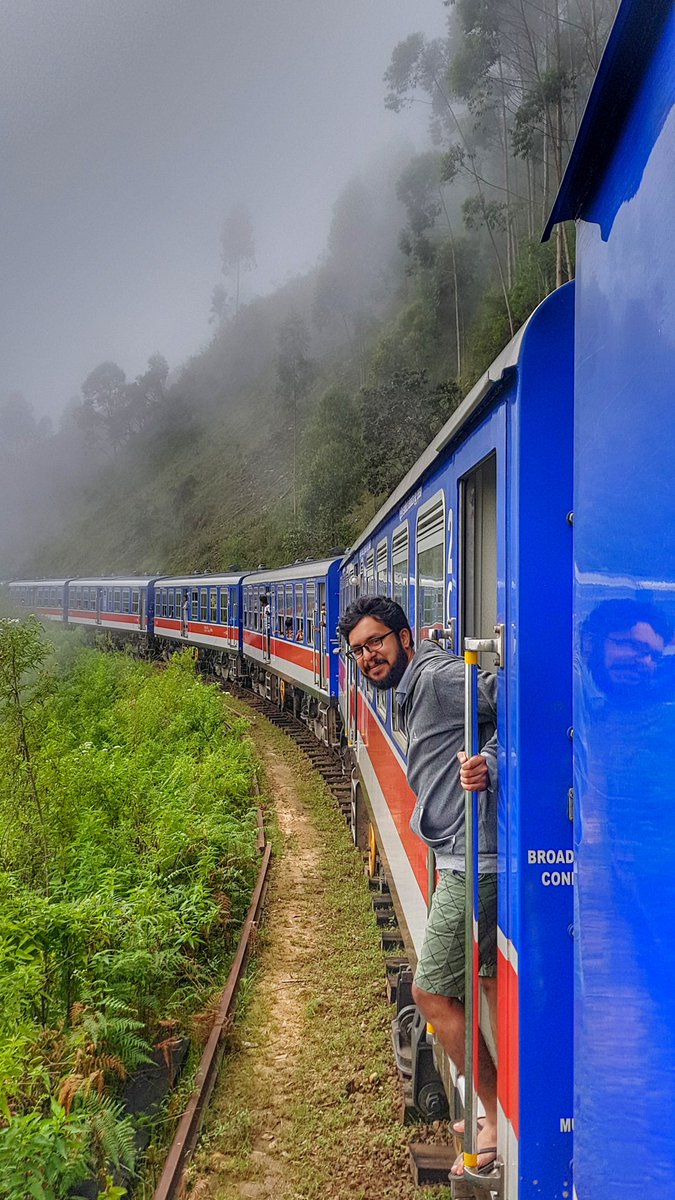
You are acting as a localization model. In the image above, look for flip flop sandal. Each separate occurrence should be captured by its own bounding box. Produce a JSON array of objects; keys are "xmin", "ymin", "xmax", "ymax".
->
[{"xmin": 450, "ymin": 1148, "xmax": 498, "ymax": 1178}]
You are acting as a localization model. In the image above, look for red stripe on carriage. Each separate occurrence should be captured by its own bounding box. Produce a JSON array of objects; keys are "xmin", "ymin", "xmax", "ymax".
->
[
  {"xmin": 99, "ymin": 612, "xmax": 140, "ymax": 625},
  {"xmin": 190, "ymin": 621, "xmax": 230, "ymax": 637},
  {"xmin": 497, "ymin": 945, "xmax": 519, "ymax": 1138},
  {"xmin": 356, "ymin": 690, "xmax": 427, "ymax": 898},
  {"xmin": 244, "ymin": 631, "xmax": 315, "ymax": 671}
]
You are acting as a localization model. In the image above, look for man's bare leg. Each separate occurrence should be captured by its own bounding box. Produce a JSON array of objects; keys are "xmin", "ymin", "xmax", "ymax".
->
[{"xmin": 412, "ymin": 981, "xmax": 498, "ymax": 1175}]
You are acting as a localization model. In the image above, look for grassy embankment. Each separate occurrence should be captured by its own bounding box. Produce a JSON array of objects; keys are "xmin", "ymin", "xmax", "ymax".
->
[{"xmin": 0, "ymin": 619, "xmax": 259, "ymax": 1199}]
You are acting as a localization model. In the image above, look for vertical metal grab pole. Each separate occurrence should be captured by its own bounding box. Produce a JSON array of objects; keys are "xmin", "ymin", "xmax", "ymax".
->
[
  {"xmin": 427, "ymin": 847, "xmax": 436, "ymax": 912},
  {"xmin": 463, "ymin": 646, "xmax": 480, "ymax": 1174}
]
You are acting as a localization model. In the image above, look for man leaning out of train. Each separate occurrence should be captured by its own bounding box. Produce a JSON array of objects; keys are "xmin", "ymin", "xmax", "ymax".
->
[{"xmin": 338, "ymin": 596, "xmax": 498, "ymax": 1178}]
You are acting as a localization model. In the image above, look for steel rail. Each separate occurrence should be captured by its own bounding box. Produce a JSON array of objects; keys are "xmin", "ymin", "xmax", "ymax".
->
[{"xmin": 152, "ymin": 839, "xmax": 273, "ymax": 1200}]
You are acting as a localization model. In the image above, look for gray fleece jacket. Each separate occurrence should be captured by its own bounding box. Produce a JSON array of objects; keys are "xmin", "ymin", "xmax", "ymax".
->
[{"xmin": 395, "ymin": 640, "xmax": 498, "ymax": 873}]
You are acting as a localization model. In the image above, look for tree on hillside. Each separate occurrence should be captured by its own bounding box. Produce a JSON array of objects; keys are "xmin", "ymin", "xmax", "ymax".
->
[
  {"xmin": 276, "ymin": 312, "xmax": 312, "ymax": 521},
  {"xmin": 126, "ymin": 353, "xmax": 170, "ymax": 433},
  {"xmin": 300, "ymin": 385, "xmax": 365, "ymax": 552},
  {"xmin": 220, "ymin": 204, "xmax": 256, "ymax": 313},
  {"xmin": 209, "ymin": 283, "xmax": 233, "ymax": 328},
  {"xmin": 385, "ymin": 0, "xmax": 620, "ymax": 322},
  {"xmin": 396, "ymin": 152, "xmax": 465, "ymax": 376},
  {"xmin": 359, "ymin": 369, "xmax": 460, "ymax": 496},
  {"xmin": 78, "ymin": 361, "xmax": 129, "ymax": 452}
]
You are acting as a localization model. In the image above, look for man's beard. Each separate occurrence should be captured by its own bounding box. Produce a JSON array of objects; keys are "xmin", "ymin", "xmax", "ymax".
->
[{"xmin": 369, "ymin": 641, "xmax": 410, "ymax": 691}]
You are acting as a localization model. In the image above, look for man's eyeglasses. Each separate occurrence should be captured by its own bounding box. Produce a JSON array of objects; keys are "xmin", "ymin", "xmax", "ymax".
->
[{"xmin": 346, "ymin": 630, "xmax": 397, "ymax": 661}]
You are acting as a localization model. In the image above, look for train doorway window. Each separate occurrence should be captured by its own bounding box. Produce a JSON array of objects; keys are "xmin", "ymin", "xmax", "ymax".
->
[
  {"xmin": 416, "ymin": 492, "xmax": 445, "ymax": 644},
  {"xmin": 460, "ymin": 454, "xmax": 497, "ymax": 673},
  {"xmin": 210, "ymin": 590, "xmax": 217, "ymax": 623},
  {"xmin": 306, "ymin": 582, "xmax": 315, "ymax": 645},
  {"xmin": 285, "ymin": 585, "xmax": 294, "ymax": 638},
  {"xmin": 295, "ymin": 585, "xmax": 304, "ymax": 641}
]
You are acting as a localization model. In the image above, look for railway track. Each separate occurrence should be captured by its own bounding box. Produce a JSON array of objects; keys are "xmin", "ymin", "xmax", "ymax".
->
[
  {"xmin": 151, "ymin": 674, "xmax": 415, "ymax": 1198},
  {"xmin": 220, "ymin": 679, "xmax": 354, "ymax": 821}
]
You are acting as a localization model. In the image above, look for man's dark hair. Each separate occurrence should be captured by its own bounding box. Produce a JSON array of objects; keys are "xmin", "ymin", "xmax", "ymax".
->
[
  {"xmin": 582, "ymin": 598, "xmax": 673, "ymax": 647},
  {"xmin": 338, "ymin": 595, "xmax": 412, "ymax": 641}
]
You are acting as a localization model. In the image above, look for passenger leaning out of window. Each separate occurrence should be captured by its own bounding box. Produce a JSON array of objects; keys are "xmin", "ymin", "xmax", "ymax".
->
[{"xmin": 338, "ymin": 595, "xmax": 498, "ymax": 1179}]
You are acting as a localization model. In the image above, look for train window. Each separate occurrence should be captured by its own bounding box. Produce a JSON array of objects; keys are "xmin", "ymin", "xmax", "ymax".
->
[
  {"xmin": 284, "ymin": 585, "xmax": 293, "ymax": 638},
  {"xmin": 307, "ymin": 582, "xmax": 315, "ymax": 644},
  {"xmin": 210, "ymin": 590, "xmax": 217, "ymax": 623},
  {"xmin": 416, "ymin": 493, "xmax": 445, "ymax": 642},
  {"xmin": 376, "ymin": 539, "xmax": 388, "ymax": 596},
  {"xmin": 461, "ymin": 454, "xmax": 497, "ymax": 673},
  {"xmin": 231, "ymin": 588, "xmax": 237, "ymax": 624},
  {"xmin": 275, "ymin": 587, "xmax": 282, "ymax": 635},
  {"xmin": 166, "ymin": 590, "xmax": 174, "ymax": 619},
  {"xmin": 192, "ymin": 589, "xmax": 199, "ymax": 618},
  {"xmin": 114, "ymin": 589, "xmax": 121, "ymax": 613},
  {"xmin": 392, "ymin": 524, "xmax": 409, "ymax": 618},
  {"xmin": 295, "ymin": 585, "xmax": 304, "ymax": 641},
  {"xmin": 389, "ymin": 528, "xmax": 410, "ymax": 739},
  {"xmin": 243, "ymin": 587, "xmax": 249, "ymax": 628},
  {"xmin": 199, "ymin": 590, "xmax": 207, "ymax": 622},
  {"xmin": 365, "ymin": 550, "xmax": 375, "ymax": 595},
  {"xmin": 132, "ymin": 589, "xmax": 140, "ymax": 615},
  {"xmin": 221, "ymin": 589, "xmax": 228, "ymax": 625},
  {"xmin": 58, "ymin": 588, "xmax": 63, "ymax": 608},
  {"xmin": 123, "ymin": 589, "xmax": 130, "ymax": 613}
]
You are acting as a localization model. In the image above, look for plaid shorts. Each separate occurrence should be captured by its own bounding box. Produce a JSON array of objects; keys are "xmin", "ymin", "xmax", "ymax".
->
[{"xmin": 414, "ymin": 869, "xmax": 497, "ymax": 1000}]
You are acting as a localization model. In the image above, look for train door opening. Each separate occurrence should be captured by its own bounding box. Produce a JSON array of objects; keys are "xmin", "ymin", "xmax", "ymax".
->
[{"xmin": 459, "ymin": 452, "xmax": 498, "ymax": 1071}]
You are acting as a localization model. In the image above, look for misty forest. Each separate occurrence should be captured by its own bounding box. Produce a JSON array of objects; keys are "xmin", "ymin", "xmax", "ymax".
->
[{"xmin": 1, "ymin": 0, "xmax": 619, "ymax": 581}]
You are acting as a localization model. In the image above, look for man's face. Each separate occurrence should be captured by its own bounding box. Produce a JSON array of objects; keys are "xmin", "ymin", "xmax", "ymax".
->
[
  {"xmin": 347, "ymin": 615, "xmax": 412, "ymax": 690},
  {"xmin": 603, "ymin": 621, "xmax": 665, "ymax": 689}
]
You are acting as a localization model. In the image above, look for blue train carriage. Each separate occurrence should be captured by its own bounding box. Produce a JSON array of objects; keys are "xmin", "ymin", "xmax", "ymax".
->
[
  {"xmin": 9, "ymin": 579, "xmax": 70, "ymax": 622},
  {"xmin": 66, "ymin": 578, "xmax": 157, "ymax": 644},
  {"xmin": 241, "ymin": 559, "xmax": 340, "ymax": 743},
  {"xmin": 545, "ymin": 4, "xmax": 675, "ymax": 1197},
  {"xmin": 153, "ymin": 574, "xmax": 243, "ymax": 677},
  {"xmin": 340, "ymin": 284, "xmax": 576, "ymax": 1199}
]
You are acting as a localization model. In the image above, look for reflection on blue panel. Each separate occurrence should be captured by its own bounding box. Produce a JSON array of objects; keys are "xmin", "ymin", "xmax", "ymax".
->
[{"xmin": 574, "ymin": 10, "xmax": 675, "ymax": 1197}]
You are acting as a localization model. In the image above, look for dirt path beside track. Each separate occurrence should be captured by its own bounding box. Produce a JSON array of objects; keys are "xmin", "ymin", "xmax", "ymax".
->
[{"xmin": 185, "ymin": 703, "xmax": 452, "ymax": 1200}]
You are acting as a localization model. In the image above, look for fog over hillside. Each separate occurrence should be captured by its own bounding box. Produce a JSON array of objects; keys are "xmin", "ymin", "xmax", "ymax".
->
[{"xmin": 1, "ymin": 0, "xmax": 445, "ymax": 418}]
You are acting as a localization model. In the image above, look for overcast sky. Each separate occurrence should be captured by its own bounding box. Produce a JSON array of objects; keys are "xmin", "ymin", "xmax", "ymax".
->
[{"xmin": 1, "ymin": 0, "xmax": 446, "ymax": 416}]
